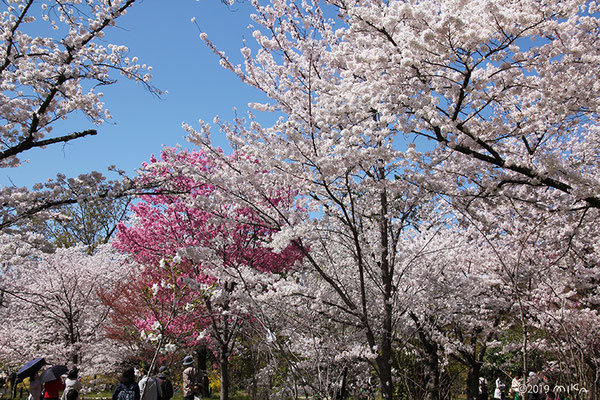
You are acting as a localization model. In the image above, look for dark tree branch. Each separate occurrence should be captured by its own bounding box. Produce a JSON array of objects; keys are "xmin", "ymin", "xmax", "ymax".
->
[{"xmin": 0, "ymin": 129, "xmax": 97, "ymax": 162}]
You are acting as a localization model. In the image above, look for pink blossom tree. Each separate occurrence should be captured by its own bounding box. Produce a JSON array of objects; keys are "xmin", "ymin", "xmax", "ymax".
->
[{"xmin": 114, "ymin": 147, "xmax": 302, "ymax": 400}]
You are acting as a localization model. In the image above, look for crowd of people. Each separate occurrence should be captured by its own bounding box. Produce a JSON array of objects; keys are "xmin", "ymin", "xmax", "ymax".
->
[
  {"xmin": 111, "ymin": 356, "xmax": 202, "ymax": 400},
  {"xmin": 478, "ymin": 371, "xmax": 582, "ymax": 400},
  {"xmin": 20, "ymin": 356, "xmax": 204, "ymax": 400},
  {"xmin": 26, "ymin": 369, "xmax": 80, "ymax": 400}
]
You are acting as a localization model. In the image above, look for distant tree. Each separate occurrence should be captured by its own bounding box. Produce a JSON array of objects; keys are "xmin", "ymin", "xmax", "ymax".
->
[
  {"xmin": 0, "ymin": 245, "xmax": 133, "ymax": 373},
  {"xmin": 32, "ymin": 196, "xmax": 131, "ymax": 253}
]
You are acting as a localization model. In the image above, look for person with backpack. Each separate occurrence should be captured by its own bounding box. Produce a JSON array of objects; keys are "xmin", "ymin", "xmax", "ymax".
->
[
  {"xmin": 155, "ymin": 367, "xmax": 173, "ymax": 400},
  {"xmin": 112, "ymin": 368, "xmax": 140, "ymax": 400},
  {"xmin": 61, "ymin": 369, "xmax": 81, "ymax": 400},
  {"xmin": 138, "ymin": 368, "xmax": 161, "ymax": 400}
]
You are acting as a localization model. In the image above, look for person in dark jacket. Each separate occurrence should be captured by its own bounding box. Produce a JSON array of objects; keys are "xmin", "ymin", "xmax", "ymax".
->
[
  {"xmin": 112, "ymin": 368, "xmax": 140, "ymax": 400},
  {"xmin": 155, "ymin": 367, "xmax": 173, "ymax": 400}
]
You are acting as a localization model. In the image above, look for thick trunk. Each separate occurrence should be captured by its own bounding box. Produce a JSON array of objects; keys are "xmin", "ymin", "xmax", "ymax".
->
[
  {"xmin": 467, "ymin": 364, "xmax": 482, "ymax": 400},
  {"xmin": 220, "ymin": 346, "xmax": 229, "ymax": 400},
  {"xmin": 196, "ymin": 347, "xmax": 210, "ymax": 398},
  {"xmin": 67, "ymin": 313, "xmax": 80, "ymax": 367},
  {"xmin": 376, "ymin": 306, "xmax": 395, "ymax": 400},
  {"xmin": 422, "ymin": 344, "xmax": 440, "ymax": 400},
  {"xmin": 377, "ymin": 352, "xmax": 394, "ymax": 400},
  {"xmin": 377, "ymin": 171, "xmax": 395, "ymax": 400}
]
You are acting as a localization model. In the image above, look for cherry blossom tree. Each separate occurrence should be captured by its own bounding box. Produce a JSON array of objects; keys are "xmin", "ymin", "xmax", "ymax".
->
[
  {"xmin": 172, "ymin": 0, "xmax": 600, "ymax": 398},
  {"xmin": 291, "ymin": 0, "xmax": 600, "ymax": 213},
  {"xmin": 0, "ymin": 0, "xmax": 163, "ymax": 249},
  {"xmin": 0, "ymin": 0, "xmax": 158, "ymax": 168},
  {"xmin": 165, "ymin": 130, "xmax": 438, "ymax": 399},
  {"xmin": 389, "ymin": 228, "xmax": 503, "ymax": 400},
  {"xmin": 463, "ymin": 196, "xmax": 600, "ymax": 398},
  {"xmin": 0, "ymin": 244, "xmax": 134, "ymax": 374},
  {"xmin": 226, "ymin": 263, "xmax": 380, "ymax": 399}
]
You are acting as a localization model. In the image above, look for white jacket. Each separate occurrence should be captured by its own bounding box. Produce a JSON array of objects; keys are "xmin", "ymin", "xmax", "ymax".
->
[
  {"xmin": 494, "ymin": 378, "xmax": 506, "ymax": 399},
  {"xmin": 61, "ymin": 378, "xmax": 82, "ymax": 400}
]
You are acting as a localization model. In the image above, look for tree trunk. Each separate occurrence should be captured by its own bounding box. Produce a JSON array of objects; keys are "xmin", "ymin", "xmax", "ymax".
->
[
  {"xmin": 467, "ymin": 364, "xmax": 482, "ymax": 400},
  {"xmin": 377, "ymin": 342, "xmax": 394, "ymax": 400},
  {"xmin": 10, "ymin": 373, "xmax": 17, "ymax": 400},
  {"xmin": 220, "ymin": 345, "xmax": 229, "ymax": 400},
  {"xmin": 411, "ymin": 313, "xmax": 440, "ymax": 400},
  {"xmin": 377, "ymin": 175, "xmax": 395, "ymax": 400},
  {"xmin": 335, "ymin": 366, "xmax": 348, "ymax": 400},
  {"xmin": 422, "ymin": 343, "xmax": 440, "ymax": 400},
  {"xmin": 66, "ymin": 313, "xmax": 80, "ymax": 367},
  {"xmin": 196, "ymin": 347, "xmax": 210, "ymax": 398}
]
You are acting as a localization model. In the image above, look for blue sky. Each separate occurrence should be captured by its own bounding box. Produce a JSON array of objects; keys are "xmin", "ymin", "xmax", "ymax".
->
[{"xmin": 1, "ymin": 0, "xmax": 265, "ymax": 188}]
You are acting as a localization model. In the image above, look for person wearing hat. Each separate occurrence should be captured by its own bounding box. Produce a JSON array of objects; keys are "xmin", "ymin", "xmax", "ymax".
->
[
  {"xmin": 155, "ymin": 367, "xmax": 173, "ymax": 400},
  {"xmin": 182, "ymin": 357, "xmax": 200, "ymax": 400}
]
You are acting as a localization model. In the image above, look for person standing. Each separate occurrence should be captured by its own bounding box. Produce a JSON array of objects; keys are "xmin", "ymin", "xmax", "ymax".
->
[
  {"xmin": 28, "ymin": 372, "xmax": 43, "ymax": 400},
  {"xmin": 112, "ymin": 367, "xmax": 140, "ymax": 400},
  {"xmin": 155, "ymin": 367, "xmax": 173, "ymax": 400},
  {"xmin": 62, "ymin": 369, "xmax": 81, "ymax": 400},
  {"xmin": 138, "ymin": 368, "xmax": 161, "ymax": 400},
  {"xmin": 510, "ymin": 373, "xmax": 522, "ymax": 400},
  {"xmin": 495, "ymin": 376, "xmax": 506, "ymax": 400},
  {"xmin": 182, "ymin": 356, "xmax": 200, "ymax": 400},
  {"xmin": 44, "ymin": 377, "xmax": 65, "ymax": 400},
  {"xmin": 479, "ymin": 377, "xmax": 489, "ymax": 400}
]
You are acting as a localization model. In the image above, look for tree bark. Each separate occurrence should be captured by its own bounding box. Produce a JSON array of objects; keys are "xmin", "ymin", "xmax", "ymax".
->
[
  {"xmin": 467, "ymin": 363, "xmax": 482, "ymax": 400},
  {"xmin": 411, "ymin": 313, "xmax": 440, "ymax": 400},
  {"xmin": 219, "ymin": 345, "xmax": 229, "ymax": 400},
  {"xmin": 378, "ymin": 171, "xmax": 395, "ymax": 400},
  {"xmin": 422, "ymin": 343, "xmax": 440, "ymax": 400},
  {"xmin": 195, "ymin": 347, "xmax": 210, "ymax": 398},
  {"xmin": 377, "ymin": 334, "xmax": 395, "ymax": 400}
]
